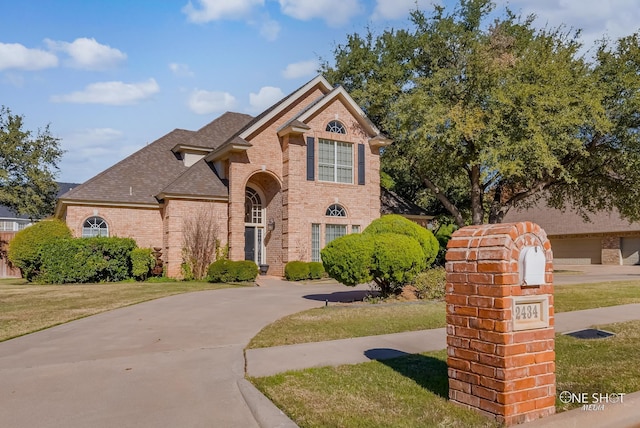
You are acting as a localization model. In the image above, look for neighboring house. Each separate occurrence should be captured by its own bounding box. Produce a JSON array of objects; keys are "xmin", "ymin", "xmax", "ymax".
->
[
  {"xmin": 0, "ymin": 182, "xmax": 78, "ymax": 278},
  {"xmin": 55, "ymin": 76, "xmax": 391, "ymax": 277},
  {"xmin": 503, "ymin": 203, "xmax": 640, "ymax": 265},
  {"xmin": 380, "ymin": 188, "xmax": 435, "ymax": 229}
]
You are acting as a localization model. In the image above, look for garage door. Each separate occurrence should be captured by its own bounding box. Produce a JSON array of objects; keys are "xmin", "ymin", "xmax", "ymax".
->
[
  {"xmin": 550, "ymin": 238, "xmax": 601, "ymax": 265},
  {"xmin": 621, "ymin": 238, "xmax": 640, "ymax": 265}
]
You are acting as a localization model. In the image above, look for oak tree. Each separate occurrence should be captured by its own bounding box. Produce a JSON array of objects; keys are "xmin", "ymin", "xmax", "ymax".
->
[
  {"xmin": 0, "ymin": 107, "xmax": 63, "ymax": 219},
  {"xmin": 323, "ymin": 0, "xmax": 640, "ymax": 226}
]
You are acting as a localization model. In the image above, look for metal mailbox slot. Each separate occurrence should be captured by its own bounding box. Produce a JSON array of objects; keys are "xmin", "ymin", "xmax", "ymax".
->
[{"xmin": 519, "ymin": 245, "xmax": 546, "ymax": 286}]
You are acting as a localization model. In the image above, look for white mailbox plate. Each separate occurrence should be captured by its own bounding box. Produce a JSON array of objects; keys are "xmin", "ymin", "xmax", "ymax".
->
[{"xmin": 512, "ymin": 295, "xmax": 550, "ymax": 331}]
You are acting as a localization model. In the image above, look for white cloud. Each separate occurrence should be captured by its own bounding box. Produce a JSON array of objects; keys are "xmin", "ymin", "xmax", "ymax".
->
[
  {"xmin": 371, "ymin": 0, "xmax": 432, "ymax": 20},
  {"xmin": 282, "ymin": 59, "xmax": 319, "ymax": 79},
  {"xmin": 183, "ymin": 0, "xmax": 264, "ymax": 22},
  {"xmin": 169, "ymin": 62, "xmax": 194, "ymax": 77},
  {"xmin": 188, "ymin": 89, "xmax": 236, "ymax": 114},
  {"xmin": 51, "ymin": 78, "xmax": 160, "ymax": 105},
  {"xmin": 0, "ymin": 42, "xmax": 58, "ymax": 71},
  {"xmin": 496, "ymin": 0, "xmax": 640, "ymax": 53},
  {"xmin": 45, "ymin": 38, "xmax": 126, "ymax": 70},
  {"xmin": 249, "ymin": 86, "xmax": 285, "ymax": 112},
  {"xmin": 278, "ymin": 0, "xmax": 363, "ymax": 26},
  {"xmin": 59, "ymin": 128, "xmax": 142, "ymax": 183},
  {"xmin": 259, "ymin": 18, "xmax": 281, "ymax": 41}
]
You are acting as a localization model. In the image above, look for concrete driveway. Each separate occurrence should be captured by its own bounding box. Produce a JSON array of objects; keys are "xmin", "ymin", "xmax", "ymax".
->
[
  {"xmin": 554, "ymin": 264, "xmax": 640, "ymax": 284},
  {"xmin": 0, "ymin": 279, "xmax": 370, "ymax": 428}
]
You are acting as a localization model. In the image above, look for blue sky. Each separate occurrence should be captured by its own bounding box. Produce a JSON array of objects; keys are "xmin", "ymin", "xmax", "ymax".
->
[{"xmin": 2, "ymin": 0, "xmax": 639, "ymax": 183}]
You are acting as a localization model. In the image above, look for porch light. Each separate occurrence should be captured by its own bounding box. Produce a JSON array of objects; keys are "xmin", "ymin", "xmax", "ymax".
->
[{"xmin": 268, "ymin": 218, "xmax": 275, "ymax": 231}]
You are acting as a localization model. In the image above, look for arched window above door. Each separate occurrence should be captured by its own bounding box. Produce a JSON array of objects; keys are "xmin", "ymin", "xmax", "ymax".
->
[{"xmin": 245, "ymin": 187, "xmax": 263, "ymax": 224}]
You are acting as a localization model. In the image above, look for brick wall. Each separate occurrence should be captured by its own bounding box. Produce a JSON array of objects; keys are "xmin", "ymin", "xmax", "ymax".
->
[
  {"xmin": 163, "ymin": 199, "xmax": 228, "ymax": 277},
  {"xmin": 228, "ymin": 89, "xmax": 382, "ymax": 274},
  {"xmin": 65, "ymin": 205, "xmax": 163, "ymax": 249},
  {"xmin": 445, "ymin": 222, "xmax": 555, "ymax": 426}
]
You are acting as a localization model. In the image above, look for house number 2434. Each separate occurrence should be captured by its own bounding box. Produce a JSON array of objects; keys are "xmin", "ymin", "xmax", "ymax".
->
[{"xmin": 515, "ymin": 304, "xmax": 539, "ymax": 320}]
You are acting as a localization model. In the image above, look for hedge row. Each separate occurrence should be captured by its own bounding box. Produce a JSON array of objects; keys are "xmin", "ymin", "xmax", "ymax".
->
[
  {"xmin": 284, "ymin": 261, "xmax": 325, "ymax": 281},
  {"xmin": 207, "ymin": 260, "xmax": 258, "ymax": 283},
  {"xmin": 39, "ymin": 237, "xmax": 137, "ymax": 284}
]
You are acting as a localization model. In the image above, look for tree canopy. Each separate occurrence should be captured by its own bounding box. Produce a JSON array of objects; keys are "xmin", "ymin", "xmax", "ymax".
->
[
  {"xmin": 323, "ymin": 0, "xmax": 640, "ymax": 226},
  {"xmin": 0, "ymin": 107, "xmax": 63, "ymax": 219}
]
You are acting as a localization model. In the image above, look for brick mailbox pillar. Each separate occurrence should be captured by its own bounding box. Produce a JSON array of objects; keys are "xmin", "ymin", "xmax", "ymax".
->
[{"xmin": 445, "ymin": 222, "xmax": 555, "ymax": 425}]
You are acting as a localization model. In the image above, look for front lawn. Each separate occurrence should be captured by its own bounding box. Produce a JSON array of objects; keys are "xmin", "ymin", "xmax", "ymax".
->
[
  {"xmin": 0, "ymin": 278, "xmax": 246, "ymax": 342},
  {"xmin": 247, "ymin": 280, "xmax": 640, "ymax": 348},
  {"xmin": 251, "ymin": 320, "xmax": 640, "ymax": 427}
]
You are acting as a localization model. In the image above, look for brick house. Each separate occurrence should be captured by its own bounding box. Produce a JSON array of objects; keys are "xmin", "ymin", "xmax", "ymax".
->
[
  {"xmin": 504, "ymin": 202, "xmax": 640, "ymax": 265},
  {"xmin": 55, "ymin": 76, "xmax": 391, "ymax": 277}
]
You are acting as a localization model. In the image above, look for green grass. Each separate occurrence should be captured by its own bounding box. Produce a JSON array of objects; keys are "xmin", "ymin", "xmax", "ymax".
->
[
  {"xmin": 247, "ymin": 301, "xmax": 446, "ymax": 348},
  {"xmin": 554, "ymin": 280, "xmax": 640, "ymax": 312},
  {"xmin": 247, "ymin": 280, "xmax": 640, "ymax": 348},
  {"xmin": 251, "ymin": 348, "xmax": 498, "ymax": 428},
  {"xmin": 0, "ymin": 278, "xmax": 248, "ymax": 342},
  {"xmin": 251, "ymin": 320, "xmax": 640, "ymax": 427},
  {"xmin": 556, "ymin": 320, "xmax": 640, "ymax": 411}
]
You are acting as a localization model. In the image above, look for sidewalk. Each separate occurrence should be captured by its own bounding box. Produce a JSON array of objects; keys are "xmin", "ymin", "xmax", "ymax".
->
[
  {"xmin": 245, "ymin": 303, "xmax": 640, "ymax": 428},
  {"xmin": 245, "ymin": 303, "xmax": 640, "ymax": 377}
]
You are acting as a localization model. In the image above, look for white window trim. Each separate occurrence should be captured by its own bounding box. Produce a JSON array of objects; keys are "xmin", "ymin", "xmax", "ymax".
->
[{"xmin": 318, "ymin": 139, "xmax": 353, "ymax": 184}]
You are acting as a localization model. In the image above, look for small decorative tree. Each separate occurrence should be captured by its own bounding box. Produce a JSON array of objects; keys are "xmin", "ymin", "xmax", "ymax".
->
[{"xmin": 182, "ymin": 207, "xmax": 221, "ymax": 280}]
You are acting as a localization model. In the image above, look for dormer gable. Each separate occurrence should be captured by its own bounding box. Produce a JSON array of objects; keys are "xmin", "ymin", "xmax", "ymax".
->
[{"xmin": 171, "ymin": 144, "xmax": 213, "ymax": 167}]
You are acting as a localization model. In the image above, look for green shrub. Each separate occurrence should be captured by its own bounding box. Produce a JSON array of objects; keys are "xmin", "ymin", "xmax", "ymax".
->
[
  {"xmin": 434, "ymin": 223, "xmax": 457, "ymax": 266},
  {"xmin": 39, "ymin": 237, "xmax": 136, "ymax": 284},
  {"xmin": 131, "ymin": 248, "xmax": 155, "ymax": 281},
  {"xmin": 207, "ymin": 260, "xmax": 258, "ymax": 283},
  {"xmin": 285, "ymin": 261, "xmax": 310, "ymax": 281},
  {"xmin": 321, "ymin": 233, "xmax": 374, "ymax": 287},
  {"xmin": 308, "ymin": 262, "xmax": 325, "ymax": 279},
  {"xmin": 412, "ymin": 267, "xmax": 447, "ymax": 300},
  {"xmin": 7, "ymin": 219, "xmax": 71, "ymax": 281},
  {"xmin": 370, "ymin": 233, "xmax": 426, "ymax": 295},
  {"xmin": 364, "ymin": 214, "xmax": 439, "ymax": 266}
]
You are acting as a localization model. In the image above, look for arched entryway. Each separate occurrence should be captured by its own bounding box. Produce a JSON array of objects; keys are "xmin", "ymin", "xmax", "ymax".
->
[
  {"xmin": 243, "ymin": 171, "xmax": 282, "ymax": 273},
  {"xmin": 244, "ymin": 186, "xmax": 265, "ymax": 264}
]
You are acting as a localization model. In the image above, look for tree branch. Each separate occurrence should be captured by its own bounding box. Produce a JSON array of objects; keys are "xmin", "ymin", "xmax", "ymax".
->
[{"xmin": 422, "ymin": 176, "xmax": 466, "ymax": 227}]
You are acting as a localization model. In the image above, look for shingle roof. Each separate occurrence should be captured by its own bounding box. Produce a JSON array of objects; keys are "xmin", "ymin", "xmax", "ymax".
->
[
  {"xmin": 187, "ymin": 111, "xmax": 253, "ymax": 149},
  {"xmin": 503, "ymin": 201, "xmax": 640, "ymax": 236},
  {"xmin": 159, "ymin": 158, "xmax": 228, "ymax": 198},
  {"xmin": 60, "ymin": 129, "xmax": 195, "ymax": 204},
  {"xmin": 59, "ymin": 112, "xmax": 255, "ymax": 206},
  {"xmin": 380, "ymin": 188, "xmax": 432, "ymax": 217}
]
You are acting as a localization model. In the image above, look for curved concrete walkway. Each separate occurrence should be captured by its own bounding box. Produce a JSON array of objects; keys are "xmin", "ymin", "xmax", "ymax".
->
[{"xmin": 0, "ymin": 279, "xmax": 371, "ymax": 428}]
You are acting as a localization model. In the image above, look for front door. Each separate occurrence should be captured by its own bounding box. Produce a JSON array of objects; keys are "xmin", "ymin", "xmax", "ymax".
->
[
  {"xmin": 245, "ymin": 187, "xmax": 265, "ymax": 265},
  {"xmin": 244, "ymin": 227, "xmax": 256, "ymax": 262}
]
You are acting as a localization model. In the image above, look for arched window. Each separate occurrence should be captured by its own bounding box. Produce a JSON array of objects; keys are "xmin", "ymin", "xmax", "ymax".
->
[
  {"xmin": 245, "ymin": 188, "xmax": 263, "ymax": 224},
  {"xmin": 325, "ymin": 204, "xmax": 346, "ymax": 217},
  {"xmin": 82, "ymin": 216, "xmax": 109, "ymax": 237},
  {"xmin": 326, "ymin": 120, "xmax": 346, "ymax": 134}
]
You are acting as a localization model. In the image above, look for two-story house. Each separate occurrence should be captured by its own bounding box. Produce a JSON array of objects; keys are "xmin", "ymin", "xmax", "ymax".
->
[{"xmin": 55, "ymin": 75, "xmax": 391, "ymax": 277}]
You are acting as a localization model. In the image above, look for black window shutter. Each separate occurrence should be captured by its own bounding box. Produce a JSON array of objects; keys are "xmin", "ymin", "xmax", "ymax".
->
[
  {"xmin": 306, "ymin": 137, "xmax": 315, "ymax": 181},
  {"xmin": 358, "ymin": 143, "xmax": 365, "ymax": 185}
]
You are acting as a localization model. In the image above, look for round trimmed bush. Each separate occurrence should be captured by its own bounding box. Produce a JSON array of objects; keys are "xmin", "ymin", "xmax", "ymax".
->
[
  {"xmin": 7, "ymin": 219, "xmax": 71, "ymax": 281},
  {"xmin": 308, "ymin": 262, "xmax": 325, "ymax": 279},
  {"xmin": 207, "ymin": 260, "xmax": 258, "ymax": 283},
  {"xmin": 363, "ymin": 214, "xmax": 439, "ymax": 266},
  {"xmin": 321, "ymin": 233, "xmax": 374, "ymax": 287},
  {"xmin": 285, "ymin": 261, "xmax": 310, "ymax": 281},
  {"xmin": 370, "ymin": 233, "xmax": 426, "ymax": 295}
]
